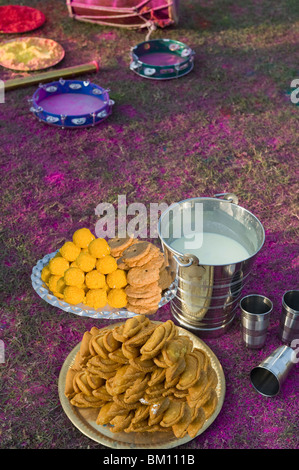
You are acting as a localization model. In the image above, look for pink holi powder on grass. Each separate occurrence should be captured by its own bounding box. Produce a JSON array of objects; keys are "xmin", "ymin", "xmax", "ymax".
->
[
  {"xmin": 263, "ymin": 427, "xmax": 281, "ymax": 433},
  {"xmin": 113, "ymin": 125, "xmax": 124, "ymax": 134},
  {"xmin": 38, "ymin": 94, "xmax": 103, "ymax": 115},
  {"xmin": 96, "ymin": 31, "xmax": 117, "ymax": 41},
  {"xmin": 44, "ymin": 172, "xmax": 65, "ymax": 185},
  {"xmin": 117, "ymin": 104, "xmax": 139, "ymax": 119},
  {"xmin": 16, "ymin": 293, "xmax": 28, "ymax": 301}
]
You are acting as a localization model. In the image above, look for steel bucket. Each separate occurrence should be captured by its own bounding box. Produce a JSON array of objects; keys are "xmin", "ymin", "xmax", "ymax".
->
[{"xmin": 157, "ymin": 193, "xmax": 265, "ymax": 338}]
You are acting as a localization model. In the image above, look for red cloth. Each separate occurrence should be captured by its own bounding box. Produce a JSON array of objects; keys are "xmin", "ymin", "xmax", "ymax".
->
[{"xmin": 0, "ymin": 5, "xmax": 46, "ymax": 33}]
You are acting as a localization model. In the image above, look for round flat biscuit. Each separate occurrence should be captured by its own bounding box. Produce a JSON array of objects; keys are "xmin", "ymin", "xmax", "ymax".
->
[
  {"xmin": 142, "ymin": 252, "xmax": 165, "ymax": 271},
  {"xmin": 112, "ymin": 239, "xmax": 140, "ymax": 258},
  {"xmin": 125, "ymin": 283, "xmax": 161, "ymax": 299},
  {"xmin": 125, "ymin": 281, "xmax": 159, "ymax": 295},
  {"xmin": 127, "ymin": 265, "xmax": 160, "ymax": 287},
  {"xmin": 127, "ymin": 293, "xmax": 161, "ymax": 307},
  {"xmin": 108, "ymin": 235, "xmax": 135, "ymax": 256},
  {"xmin": 126, "ymin": 304, "xmax": 159, "ymax": 315},
  {"xmin": 116, "ymin": 257, "xmax": 130, "ymax": 270},
  {"xmin": 158, "ymin": 266, "xmax": 175, "ymax": 291},
  {"xmin": 122, "ymin": 241, "xmax": 151, "ymax": 264},
  {"xmin": 131, "ymin": 244, "xmax": 160, "ymax": 267}
]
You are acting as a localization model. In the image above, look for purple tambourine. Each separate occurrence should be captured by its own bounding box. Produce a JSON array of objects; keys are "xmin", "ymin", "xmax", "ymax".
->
[{"xmin": 29, "ymin": 78, "xmax": 114, "ymax": 128}]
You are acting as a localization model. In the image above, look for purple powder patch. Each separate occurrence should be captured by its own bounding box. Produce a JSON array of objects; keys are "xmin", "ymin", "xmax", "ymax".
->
[{"xmin": 38, "ymin": 93, "xmax": 104, "ymax": 115}]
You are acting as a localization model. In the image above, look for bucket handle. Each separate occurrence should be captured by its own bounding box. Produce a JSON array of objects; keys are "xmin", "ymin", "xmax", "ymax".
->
[
  {"xmin": 214, "ymin": 192, "xmax": 239, "ymax": 204},
  {"xmin": 173, "ymin": 253, "xmax": 199, "ymax": 268}
]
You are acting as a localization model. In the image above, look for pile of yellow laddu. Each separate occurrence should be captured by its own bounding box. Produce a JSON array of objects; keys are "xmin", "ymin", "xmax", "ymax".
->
[{"xmin": 41, "ymin": 228, "xmax": 128, "ymax": 309}]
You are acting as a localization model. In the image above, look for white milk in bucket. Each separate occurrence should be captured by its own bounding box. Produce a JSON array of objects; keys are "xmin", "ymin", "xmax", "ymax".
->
[{"xmin": 169, "ymin": 232, "xmax": 251, "ymax": 266}]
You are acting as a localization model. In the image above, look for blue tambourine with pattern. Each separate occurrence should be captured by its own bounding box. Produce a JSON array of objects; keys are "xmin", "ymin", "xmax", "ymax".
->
[{"xmin": 29, "ymin": 78, "xmax": 114, "ymax": 128}]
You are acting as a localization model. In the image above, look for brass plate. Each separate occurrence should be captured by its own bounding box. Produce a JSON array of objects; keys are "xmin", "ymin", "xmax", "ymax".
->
[
  {"xmin": 58, "ymin": 323, "xmax": 226, "ymax": 449},
  {"xmin": 0, "ymin": 37, "xmax": 65, "ymax": 71}
]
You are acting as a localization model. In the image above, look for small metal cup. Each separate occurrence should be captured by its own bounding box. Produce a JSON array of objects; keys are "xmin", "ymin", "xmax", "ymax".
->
[
  {"xmin": 250, "ymin": 345, "xmax": 297, "ymax": 397},
  {"xmin": 240, "ymin": 294, "xmax": 273, "ymax": 348},
  {"xmin": 278, "ymin": 290, "xmax": 299, "ymax": 345}
]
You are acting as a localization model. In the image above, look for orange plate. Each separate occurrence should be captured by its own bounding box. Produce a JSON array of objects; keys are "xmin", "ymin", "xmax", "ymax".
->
[{"xmin": 0, "ymin": 5, "xmax": 46, "ymax": 34}]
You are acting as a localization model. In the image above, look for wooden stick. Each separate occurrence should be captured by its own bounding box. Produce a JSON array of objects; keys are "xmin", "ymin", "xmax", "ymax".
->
[{"xmin": 4, "ymin": 61, "xmax": 99, "ymax": 91}]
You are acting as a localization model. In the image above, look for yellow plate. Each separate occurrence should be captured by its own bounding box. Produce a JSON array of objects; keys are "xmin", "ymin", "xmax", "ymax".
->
[
  {"xmin": 0, "ymin": 37, "xmax": 65, "ymax": 71},
  {"xmin": 58, "ymin": 323, "xmax": 226, "ymax": 449}
]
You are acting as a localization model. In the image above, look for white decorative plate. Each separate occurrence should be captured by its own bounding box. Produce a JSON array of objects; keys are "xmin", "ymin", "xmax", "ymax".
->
[{"xmin": 31, "ymin": 251, "xmax": 177, "ymax": 320}]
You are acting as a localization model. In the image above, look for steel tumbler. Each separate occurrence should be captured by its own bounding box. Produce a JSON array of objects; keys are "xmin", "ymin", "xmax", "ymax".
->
[
  {"xmin": 250, "ymin": 345, "xmax": 297, "ymax": 397},
  {"xmin": 279, "ymin": 290, "xmax": 299, "ymax": 345},
  {"xmin": 240, "ymin": 294, "xmax": 272, "ymax": 348}
]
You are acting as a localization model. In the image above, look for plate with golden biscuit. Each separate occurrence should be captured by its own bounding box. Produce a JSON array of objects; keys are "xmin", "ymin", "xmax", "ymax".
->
[
  {"xmin": 59, "ymin": 316, "xmax": 225, "ymax": 448},
  {"xmin": 31, "ymin": 228, "xmax": 177, "ymax": 319}
]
